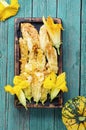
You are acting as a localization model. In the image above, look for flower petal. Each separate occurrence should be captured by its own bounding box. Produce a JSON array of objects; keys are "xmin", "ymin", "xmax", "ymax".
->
[
  {"xmin": 13, "ymin": 76, "xmax": 25, "ymax": 85},
  {"xmin": 0, "ymin": 0, "xmax": 20, "ymax": 21},
  {"xmin": 4, "ymin": 85, "xmax": 15, "ymax": 95},
  {"xmin": 56, "ymin": 72, "xmax": 68, "ymax": 92},
  {"xmin": 42, "ymin": 16, "xmax": 63, "ymax": 55},
  {"xmin": 50, "ymin": 88, "xmax": 60, "ymax": 101},
  {"xmin": 43, "ymin": 72, "xmax": 56, "ymax": 89},
  {"xmin": 17, "ymin": 90, "xmax": 27, "ymax": 109}
]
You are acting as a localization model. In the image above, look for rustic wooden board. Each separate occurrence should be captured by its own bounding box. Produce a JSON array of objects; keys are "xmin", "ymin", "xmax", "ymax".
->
[{"xmin": 14, "ymin": 18, "xmax": 63, "ymax": 108}]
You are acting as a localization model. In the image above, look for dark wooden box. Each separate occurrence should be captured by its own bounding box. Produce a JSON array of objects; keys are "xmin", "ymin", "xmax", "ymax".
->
[{"xmin": 14, "ymin": 18, "xmax": 63, "ymax": 108}]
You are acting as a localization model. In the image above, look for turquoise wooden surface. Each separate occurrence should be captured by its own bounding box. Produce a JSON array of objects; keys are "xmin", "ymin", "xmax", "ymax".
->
[
  {"xmin": 0, "ymin": 0, "xmax": 86, "ymax": 130},
  {"xmin": 81, "ymin": 0, "xmax": 86, "ymax": 96}
]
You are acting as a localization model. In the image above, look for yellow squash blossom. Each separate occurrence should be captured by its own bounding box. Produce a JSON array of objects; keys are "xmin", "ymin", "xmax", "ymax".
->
[
  {"xmin": 56, "ymin": 72, "xmax": 68, "ymax": 92},
  {"xmin": 50, "ymin": 87, "xmax": 60, "ymax": 101},
  {"xmin": 13, "ymin": 75, "xmax": 26, "ymax": 85},
  {"xmin": 4, "ymin": 76, "xmax": 30, "ymax": 109},
  {"xmin": 0, "ymin": 0, "xmax": 20, "ymax": 21},
  {"xmin": 24, "ymin": 86, "xmax": 32, "ymax": 102},
  {"xmin": 43, "ymin": 72, "xmax": 57, "ymax": 89},
  {"xmin": 43, "ymin": 72, "xmax": 68, "ymax": 101},
  {"xmin": 50, "ymin": 72, "xmax": 68, "ymax": 101},
  {"xmin": 42, "ymin": 16, "xmax": 63, "ymax": 55},
  {"xmin": 40, "ymin": 87, "xmax": 48, "ymax": 104}
]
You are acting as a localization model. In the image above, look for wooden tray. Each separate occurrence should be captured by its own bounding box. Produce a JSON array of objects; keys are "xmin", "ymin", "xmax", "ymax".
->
[{"xmin": 14, "ymin": 18, "xmax": 63, "ymax": 108}]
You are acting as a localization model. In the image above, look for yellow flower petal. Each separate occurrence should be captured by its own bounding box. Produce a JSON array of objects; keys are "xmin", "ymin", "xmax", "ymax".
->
[
  {"xmin": 56, "ymin": 72, "xmax": 68, "ymax": 92},
  {"xmin": 50, "ymin": 88, "xmax": 60, "ymax": 101},
  {"xmin": 43, "ymin": 80, "xmax": 55, "ymax": 89},
  {"xmin": 0, "ymin": 0, "xmax": 20, "ymax": 21},
  {"xmin": 56, "ymin": 72, "xmax": 66, "ymax": 86},
  {"xmin": 17, "ymin": 90, "xmax": 27, "ymax": 109},
  {"xmin": 13, "ymin": 75, "xmax": 25, "ymax": 85},
  {"xmin": 4, "ymin": 85, "xmax": 15, "ymax": 95},
  {"xmin": 5, "ymin": 79, "xmax": 29, "ymax": 96},
  {"xmin": 40, "ymin": 87, "xmax": 48, "ymax": 104},
  {"xmin": 58, "ymin": 81, "xmax": 68, "ymax": 92},
  {"xmin": 24, "ymin": 86, "xmax": 32, "ymax": 102},
  {"xmin": 42, "ymin": 16, "xmax": 63, "ymax": 55},
  {"xmin": 43, "ymin": 72, "xmax": 57, "ymax": 89},
  {"xmin": 13, "ymin": 80, "xmax": 30, "ymax": 96},
  {"xmin": 18, "ymin": 80, "xmax": 30, "ymax": 89}
]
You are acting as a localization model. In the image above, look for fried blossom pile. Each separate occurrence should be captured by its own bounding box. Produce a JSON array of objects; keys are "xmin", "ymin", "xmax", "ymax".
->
[{"xmin": 5, "ymin": 16, "xmax": 68, "ymax": 108}]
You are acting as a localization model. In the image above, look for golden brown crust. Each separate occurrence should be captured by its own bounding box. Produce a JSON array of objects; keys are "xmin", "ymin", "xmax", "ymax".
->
[{"xmin": 21, "ymin": 23, "xmax": 39, "ymax": 46}]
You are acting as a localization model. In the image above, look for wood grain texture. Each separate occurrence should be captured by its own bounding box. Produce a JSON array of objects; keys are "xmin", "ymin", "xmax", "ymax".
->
[
  {"xmin": 7, "ymin": 4, "xmax": 21, "ymax": 130},
  {"xmin": 57, "ymin": 0, "xmax": 81, "ymax": 100},
  {"xmin": 55, "ymin": 1, "xmax": 81, "ymax": 130},
  {"xmin": 0, "ymin": 21, "xmax": 8, "ymax": 130},
  {"xmin": 25, "ymin": 0, "xmax": 32, "ymax": 17},
  {"xmin": 47, "ymin": 0, "xmax": 57, "ymax": 17},
  {"xmin": 80, "ymin": 0, "xmax": 86, "ymax": 96},
  {"xmin": 6, "ymin": 1, "xmax": 31, "ymax": 130},
  {"xmin": 41, "ymin": 109, "xmax": 54, "ymax": 130},
  {"xmin": 29, "ymin": 109, "xmax": 42, "ymax": 130},
  {"xmin": 33, "ymin": 0, "xmax": 47, "ymax": 17}
]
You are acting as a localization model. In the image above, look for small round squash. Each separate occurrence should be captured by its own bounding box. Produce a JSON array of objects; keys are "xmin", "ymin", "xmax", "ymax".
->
[{"xmin": 62, "ymin": 96, "xmax": 86, "ymax": 130}]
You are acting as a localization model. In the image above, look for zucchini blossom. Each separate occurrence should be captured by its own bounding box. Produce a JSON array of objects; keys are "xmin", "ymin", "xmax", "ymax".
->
[
  {"xmin": 42, "ymin": 16, "xmax": 63, "ymax": 55},
  {"xmin": 0, "ymin": 0, "xmax": 20, "ymax": 21}
]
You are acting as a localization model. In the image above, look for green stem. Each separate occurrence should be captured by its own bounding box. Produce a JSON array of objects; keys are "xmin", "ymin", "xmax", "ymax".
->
[{"xmin": 78, "ymin": 116, "xmax": 86, "ymax": 122}]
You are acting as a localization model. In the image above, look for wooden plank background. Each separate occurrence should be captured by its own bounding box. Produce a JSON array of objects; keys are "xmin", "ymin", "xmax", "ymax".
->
[{"xmin": 0, "ymin": 0, "xmax": 86, "ymax": 130}]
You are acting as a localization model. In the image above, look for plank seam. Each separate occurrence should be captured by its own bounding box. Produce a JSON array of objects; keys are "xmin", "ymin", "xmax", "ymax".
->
[
  {"xmin": 56, "ymin": 0, "xmax": 58, "ymax": 17},
  {"xmin": 79, "ymin": 0, "xmax": 82, "ymax": 96},
  {"xmin": 5, "ymin": 21, "xmax": 8, "ymax": 130},
  {"xmin": 32, "ymin": 0, "xmax": 33, "ymax": 17}
]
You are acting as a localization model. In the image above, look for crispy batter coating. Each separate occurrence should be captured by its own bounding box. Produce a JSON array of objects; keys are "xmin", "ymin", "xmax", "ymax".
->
[
  {"xmin": 21, "ymin": 23, "xmax": 39, "ymax": 47},
  {"xmin": 19, "ymin": 22, "xmax": 59, "ymax": 103}
]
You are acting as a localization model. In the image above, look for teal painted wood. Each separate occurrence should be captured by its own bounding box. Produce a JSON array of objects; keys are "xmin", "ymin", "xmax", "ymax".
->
[
  {"xmin": 6, "ymin": 1, "xmax": 31, "ymax": 130},
  {"xmin": 33, "ymin": 0, "xmax": 57, "ymax": 18},
  {"xmin": 80, "ymin": 0, "xmax": 86, "ymax": 96},
  {"xmin": 54, "ymin": 109, "xmax": 66, "ymax": 130},
  {"xmin": 33, "ymin": 0, "xmax": 47, "ymax": 17},
  {"xmin": 57, "ymin": 0, "xmax": 81, "ymax": 100},
  {"xmin": 7, "ymin": 6, "xmax": 20, "ymax": 130},
  {"xmin": 29, "ymin": 109, "xmax": 42, "ymax": 130},
  {"xmin": 47, "ymin": 0, "xmax": 57, "ymax": 17},
  {"xmin": 41, "ymin": 109, "xmax": 54, "ymax": 130},
  {"xmin": 0, "ymin": 21, "xmax": 8, "ymax": 130},
  {"xmin": 25, "ymin": 0, "xmax": 32, "ymax": 17},
  {"xmin": 55, "ymin": 1, "xmax": 81, "ymax": 130}
]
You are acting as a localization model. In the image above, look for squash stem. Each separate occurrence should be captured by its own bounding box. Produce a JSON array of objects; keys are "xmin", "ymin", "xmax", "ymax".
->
[{"xmin": 78, "ymin": 116, "xmax": 86, "ymax": 122}]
